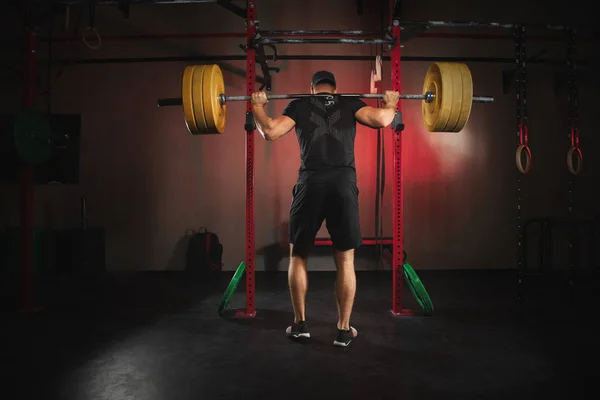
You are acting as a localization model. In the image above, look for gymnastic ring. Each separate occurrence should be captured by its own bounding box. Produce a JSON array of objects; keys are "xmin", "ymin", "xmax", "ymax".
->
[
  {"xmin": 515, "ymin": 144, "xmax": 532, "ymax": 174},
  {"xmin": 567, "ymin": 146, "xmax": 583, "ymax": 176},
  {"xmin": 82, "ymin": 26, "xmax": 102, "ymax": 50}
]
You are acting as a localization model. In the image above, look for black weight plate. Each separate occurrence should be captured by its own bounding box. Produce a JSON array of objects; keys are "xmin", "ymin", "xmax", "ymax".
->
[{"xmin": 13, "ymin": 109, "xmax": 53, "ymax": 165}]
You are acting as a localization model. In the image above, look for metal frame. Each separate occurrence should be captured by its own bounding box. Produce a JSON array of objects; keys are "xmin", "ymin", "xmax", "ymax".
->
[
  {"xmin": 252, "ymin": 36, "xmax": 395, "ymax": 45},
  {"xmin": 315, "ymin": 238, "xmax": 393, "ymax": 246},
  {"xmin": 47, "ymin": 54, "xmax": 590, "ymax": 65},
  {"xmin": 216, "ymin": 0, "xmax": 246, "ymax": 18},
  {"xmin": 566, "ymin": 27, "xmax": 580, "ymax": 287},
  {"xmin": 515, "ymin": 25, "xmax": 528, "ymax": 302},
  {"xmin": 396, "ymin": 20, "xmax": 571, "ymax": 31},
  {"xmin": 39, "ymin": 31, "xmax": 594, "ymax": 44},
  {"xmin": 227, "ymin": 0, "xmax": 414, "ymax": 318},
  {"xmin": 235, "ymin": 0, "xmax": 257, "ymax": 318},
  {"xmin": 259, "ymin": 30, "xmax": 388, "ymax": 36},
  {"xmin": 389, "ymin": 19, "xmax": 412, "ymax": 317},
  {"xmin": 226, "ymin": 0, "xmax": 414, "ymax": 318},
  {"xmin": 20, "ymin": 28, "xmax": 39, "ymax": 313}
]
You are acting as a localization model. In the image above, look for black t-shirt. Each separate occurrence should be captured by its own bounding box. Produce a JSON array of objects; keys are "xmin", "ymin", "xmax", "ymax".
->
[{"xmin": 282, "ymin": 95, "xmax": 367, "ymax": 183}]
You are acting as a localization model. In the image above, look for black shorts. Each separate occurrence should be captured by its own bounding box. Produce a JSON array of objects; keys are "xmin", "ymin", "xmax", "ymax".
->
[{"xmin": 288, "ymin": 180, "xmax": 362, "ymax": 255}]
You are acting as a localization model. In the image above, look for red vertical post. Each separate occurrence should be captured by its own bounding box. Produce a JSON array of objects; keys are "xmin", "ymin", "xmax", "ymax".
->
[
  {"xmin": 390, "ymin": 18, "xmax": 413, "ymax": 317},
  {"xmin": 20, "ymin": 28, "xmax": 38, "ymax": 313},
  {"xmin": 236, "ymin": 0, "xmax": 257, "ymax": 318}
]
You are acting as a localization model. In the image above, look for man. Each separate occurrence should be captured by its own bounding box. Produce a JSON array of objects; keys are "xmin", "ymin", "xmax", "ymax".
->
[{"xmin": 251, "ymin": 70, "xmax": 399, "ymax": 347}]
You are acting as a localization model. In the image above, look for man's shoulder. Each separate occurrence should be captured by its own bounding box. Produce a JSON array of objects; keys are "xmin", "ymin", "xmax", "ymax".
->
[
  {"xmin": 282, "ymin": 98, "xmax": 303, "ymax": 114},
  {"xmin": 328, "ymin": 96, "xmax": 366, "ymax": 116},
  {"xmin": 284, "ymin": 98, "xmax": 307, "ymax": 108},
  {"xmin": 339, "ymin": 95, "xmax": 367, "ymax": 105}
]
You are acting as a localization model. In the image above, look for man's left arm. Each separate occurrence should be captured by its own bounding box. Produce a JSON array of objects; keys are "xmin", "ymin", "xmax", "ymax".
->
[
  {"xmin": 354, "ymin": 90, "xmax": 400, "ymax": 129},
  {"xmin": 251, "ymin": 91, "xmax": 296, "ymax": 141}
]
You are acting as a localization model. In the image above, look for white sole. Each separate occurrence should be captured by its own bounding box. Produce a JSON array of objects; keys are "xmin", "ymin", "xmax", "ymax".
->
[
  {"xmin": 333, "ymin": 327, "xmax": 358, "ymax": 347},
  {"xmin": 286, "ymin": 325, "xmax": 310, "ymax": 339},
  {"xmin": 287, "ymin": 332, "xmax": 310, "ymax": 338},
  {"xmin": 333, "ymin": 339, "xmax": 352, "ymax": 347}
]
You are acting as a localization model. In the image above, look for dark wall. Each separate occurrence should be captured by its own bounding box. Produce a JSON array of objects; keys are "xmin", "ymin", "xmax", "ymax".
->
[{"xmin": 0, "ymin": 0, "xmax": 597, "ymax": 271}]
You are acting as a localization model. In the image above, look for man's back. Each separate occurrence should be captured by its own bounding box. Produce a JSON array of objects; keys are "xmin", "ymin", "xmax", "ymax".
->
[
  {"xmin": 249, "ymin": 77, "xmax": 400, "ymax": 347},
  {"xmin": 282, "ymin": 95, "xmax": 367, "ymax": 183}
]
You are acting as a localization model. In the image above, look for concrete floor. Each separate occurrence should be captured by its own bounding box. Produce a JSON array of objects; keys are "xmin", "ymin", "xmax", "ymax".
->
[{"xmin": 1, "ymin": 269, "xmax": 598, "ymax": 399}]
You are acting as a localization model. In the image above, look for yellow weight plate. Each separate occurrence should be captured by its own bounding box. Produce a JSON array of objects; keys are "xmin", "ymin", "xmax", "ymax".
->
[
  {"xmin": 192, "ymin": 64, "xmax": 208, "ymax": 134},
  {"xmin": 451, "ymin": 63, "xmax": 473, "ymax": 133},
  {"xmin": 442, "ymin": 63, "xmax": 464, "ymax": 132},
  {"xmin": 182, "ymin": 65, "xmax": 198, "ymax": 135},
  {"xmin": 422, "ymin": 62, "xmax": 455, "ymax": 132},
  {"xmin": 201, "ymin": 64, "xmax": 227, "ymax": 134}
]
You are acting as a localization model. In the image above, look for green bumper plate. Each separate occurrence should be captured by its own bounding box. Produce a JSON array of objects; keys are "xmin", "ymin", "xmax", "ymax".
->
[
  {"xmin": 403, "ymin": 263, "xmax": 434, "ymax": 314},
  {"xmin": 218, "ymin": 261, "xmax": 246, "ymax": 316},
  {"xmin": 13, "ymin": 109, "xmax": 53, "ymax": 165}
]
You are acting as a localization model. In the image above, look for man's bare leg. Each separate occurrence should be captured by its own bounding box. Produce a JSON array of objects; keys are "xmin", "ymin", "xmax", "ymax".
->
[
  {"xmin": 289, "ymin": 244, "xmax": 308, "ymax": 323},
  {"xmin": 333, "ymin": 248, "xmax": 356, "ymax": 330}
]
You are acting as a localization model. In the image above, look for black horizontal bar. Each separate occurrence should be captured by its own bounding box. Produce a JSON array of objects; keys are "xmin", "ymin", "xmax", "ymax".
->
[
  {"xmin": 398, "ymin": 21, "xmax": 515, "ymax": 29},
  {"xmin": 37, "ymin": 55, "xmax": 590, "ymax": 65},
  {"xmin": 397, "ymin": 20, "xmax": 575, "ymax": 31},
  {"xmin": 158, "ymin": 98, "xmax": 183, "ymax": 106},
  {"xmin": 255, "ymin": 38, "xmax": 395, "ymax": 45},
  {"xmin": 158, "ymin": 93, "xmax": 494, "ymax": 107},
  {"xmin": 216, "ymin": 0, "xmax": 246, "ymax": 19},
  {"xmin": 260, "ymin": 30, "xmax": 387, "ymax": 36},
  {"xmin": 58, "ymin": 0, "xmax": 218, "ymax": 4},
  {"xmin": 316, "ymin": 236, "xmax": 392, "ymax": 241}
]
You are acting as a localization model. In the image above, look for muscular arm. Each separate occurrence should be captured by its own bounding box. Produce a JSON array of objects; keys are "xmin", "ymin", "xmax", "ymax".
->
[
  {"xmin": 354, "ymin": 105, "xmax": 397, "ymax": 129},
  {"xmin": 354, "ymin": 90, "xmax": 400, "ymax": 129},
  {"xmin": 252, "ymin": 105, "xmax": 296, "ymax": 141}
]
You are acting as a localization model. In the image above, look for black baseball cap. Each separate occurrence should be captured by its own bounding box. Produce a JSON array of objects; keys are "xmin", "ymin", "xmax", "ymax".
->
[{"xmin": 311, "ymin": 70, "xmax": 336, "ymax": 87}]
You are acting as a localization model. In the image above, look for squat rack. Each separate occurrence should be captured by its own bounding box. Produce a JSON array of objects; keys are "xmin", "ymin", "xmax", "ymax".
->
[
  {"xmin": 222, "ymin": 1, "xmax": 589, "ymax": 319},
  {"xmin": 230, "ymin": 0, "xmax": 411, "ymax": 318}
]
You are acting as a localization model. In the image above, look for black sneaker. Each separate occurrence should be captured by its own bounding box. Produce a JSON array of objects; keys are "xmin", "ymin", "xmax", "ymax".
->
[
  {"xmin": 333, "ymin": 326, "xmax": 358, "ymax": 347},
  {"xmin": 285, "ymin": 321, "xmax": 310, "ymax": 339}
]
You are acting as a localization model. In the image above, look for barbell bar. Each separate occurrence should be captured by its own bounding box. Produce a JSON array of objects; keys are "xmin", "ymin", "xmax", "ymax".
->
[
  {"xmin": 158, "ymin": 93, "xmax": 494, "ymax": 107},
  {"xmin": 158, "ymin": 62, "xmax": 494, "ymax": 135}
]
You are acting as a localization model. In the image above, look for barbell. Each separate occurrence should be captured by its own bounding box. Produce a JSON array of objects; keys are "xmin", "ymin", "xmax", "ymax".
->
[{"xmin": 157, "ymin": 62, "xmax": 494, "ymax": 135}]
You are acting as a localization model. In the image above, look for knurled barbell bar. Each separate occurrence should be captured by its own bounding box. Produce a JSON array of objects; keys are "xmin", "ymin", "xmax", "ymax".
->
[
  {"xmin": 157, "ymin": 62, "xmax": 494, "ymax": 135},
  {"xmin": 160, "ymin": 92, "xmax": 493, "ymax": 106}
]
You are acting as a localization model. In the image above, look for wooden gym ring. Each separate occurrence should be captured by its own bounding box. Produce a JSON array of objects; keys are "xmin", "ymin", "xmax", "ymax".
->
[
  {"xmin": 515, "ymin": 144, "xmax": 532, "ymax": 174},
  {"xmin": 567, "ymin": 146, "xmax": 583, "ymax": 176},
  {"xmin": 182, "ymin": 64, "xmax": 226, "ymax": 135},
  {"xmin": 422, "ymin": 62, "xmax": 474, "ymax": 133}
]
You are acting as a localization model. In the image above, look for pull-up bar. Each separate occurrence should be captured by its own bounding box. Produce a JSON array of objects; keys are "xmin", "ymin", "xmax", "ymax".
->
[
  {"xmin": 252, "ymin": 31, "xmax": 395, "ymax": 45},
  {"xmin": 259, "ymin": 30, "xmax": 387, "ymax": 36},
  {"xmin": 253, "ymin": 37, "xmax": 395, "ymax": 45},
  {"xmin": 398, "ymin": 20, "xmax": 573, "ymax": 31}
]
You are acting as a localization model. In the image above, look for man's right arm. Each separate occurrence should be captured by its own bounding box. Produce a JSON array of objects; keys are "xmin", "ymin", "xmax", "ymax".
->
[
  {"xmin": 355, "ymin": 105, "xmax": 397, "ymax": 128},
  {"xmin": 251, "ymin": 91, "xmax": 296, "ymax": 141},
  {"xmin": 354, "ymin": 90, "xmax": 400, "ymax": 129}
]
